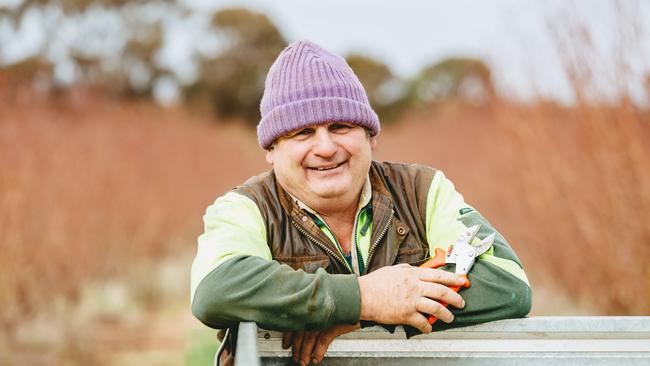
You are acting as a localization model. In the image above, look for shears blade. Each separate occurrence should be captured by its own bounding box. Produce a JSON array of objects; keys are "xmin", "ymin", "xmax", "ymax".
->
[
  {"xmin": 457, "ymin": 224, "xmax": 481, "ymax": 246},
  {"xmin": 444, "ymin": 225, "xmax": 480, "ymax": 264},
  {"xmin": 445, "ymin": 225, "xmax": 495, "ymax": 264},
  {"xmin": 472, "ymin": 232, "xmax": 495, "ymax": 257}
]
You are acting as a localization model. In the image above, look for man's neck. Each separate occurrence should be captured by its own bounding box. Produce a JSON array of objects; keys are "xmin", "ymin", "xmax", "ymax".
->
[
  {"xmin": 317, "ymin": 195, "xmax": 360, "ymax": 226},
  {"xmin": 291, "ymin": 180, "xmax": 371, "ymax": 253},
  {"xmin": 287, "ymin": 176, "xmax": 371, "ymax": 225}
]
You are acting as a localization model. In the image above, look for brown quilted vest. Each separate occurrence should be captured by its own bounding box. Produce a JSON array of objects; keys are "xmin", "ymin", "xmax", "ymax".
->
[{"xmin": 234, "ymin": 161, "xmax": 437, "ymax": 275}]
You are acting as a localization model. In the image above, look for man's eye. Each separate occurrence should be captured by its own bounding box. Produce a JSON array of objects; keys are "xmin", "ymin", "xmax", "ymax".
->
[
  {"xmin": 330, "ymin": 123, "xmax": 352, "ymax": 131},
  {"xmin": 293, "ymin": 129, "xmax": 313, "ymax": 137}
]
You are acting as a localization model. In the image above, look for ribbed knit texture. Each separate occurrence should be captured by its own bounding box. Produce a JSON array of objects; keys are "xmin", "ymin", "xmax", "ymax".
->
[{"xmin": 257, "ymin": 40, "xmax": 380, "ymax": 149}]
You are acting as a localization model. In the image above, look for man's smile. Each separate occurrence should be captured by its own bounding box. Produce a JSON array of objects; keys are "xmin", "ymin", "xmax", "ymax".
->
[{"xmin": 307, "ymin": 161, "xmax": 346, "ymax": 171}]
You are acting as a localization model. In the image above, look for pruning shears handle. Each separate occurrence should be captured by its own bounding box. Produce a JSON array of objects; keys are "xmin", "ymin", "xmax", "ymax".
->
[
  {"xmin": 419, "ymin": 247, "xmax": 470, "ymax": 325},
  {"xmin": 424, "ymin": 275, "xmax": 468, "ymax": 325},
  {"xmin": 419, "ymin": 247, "xmax": 447, "ymax": 269}
]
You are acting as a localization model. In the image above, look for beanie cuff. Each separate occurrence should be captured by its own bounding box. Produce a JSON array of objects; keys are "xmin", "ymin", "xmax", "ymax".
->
[{"xmin": 257, "ymin": 97, "xmax": 380, "ymax": 149}]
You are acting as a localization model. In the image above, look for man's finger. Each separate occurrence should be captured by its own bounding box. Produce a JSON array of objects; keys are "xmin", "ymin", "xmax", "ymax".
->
[
  {"xmin": 420, "ymin": 282, "xmax": 465, "ymax": 309},
  {"xmin": 299, "ymin": 331, "xmax": 319, "ymax": 366},
  {"xmin": 415, "ymin": 296, "xmax": 455, "ymax": 323},
  {"xmin": 281, "ymin": 332, "xmax": 293, "ymax": 349},
  {"xmin": 311, "ymin": 323, "xmax": 360, "ymax": 364},
  {"xmin": 291, "ymin": 331, "xmax": 304, "ymax": 363},
  {"xmin": 406, "ymin": 312, "xmax": 433, "ymax": 334},
  {"xmin": 311, "ymin": 332, "xmax": 334, "ymax": 364},
  {"xmin": 417, "ymin": 267, "xmax": 466, "ymax": 286}
]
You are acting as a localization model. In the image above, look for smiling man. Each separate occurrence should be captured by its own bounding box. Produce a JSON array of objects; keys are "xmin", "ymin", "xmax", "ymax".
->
[{"xmin": 191, "ymin": 40, "xmax": 532, "ymax": 365}]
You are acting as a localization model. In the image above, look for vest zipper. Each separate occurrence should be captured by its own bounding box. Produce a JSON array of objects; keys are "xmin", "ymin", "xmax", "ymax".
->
[
  {"xmin": 350, "ymin": 209, "xmax": 363, "ymax": 276},
  {"xmin": 291, "ymin": 221, "xmax": 353, "ymax": 274},
  {"xmin": 366, "ymin": 209, "xmax": 394, "ymax": 267}
]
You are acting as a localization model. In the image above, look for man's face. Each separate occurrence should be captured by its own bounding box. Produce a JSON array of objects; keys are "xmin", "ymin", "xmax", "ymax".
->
[{"xmin": 266, "ymin": 122, "xmax": 377, "ymax": 211}]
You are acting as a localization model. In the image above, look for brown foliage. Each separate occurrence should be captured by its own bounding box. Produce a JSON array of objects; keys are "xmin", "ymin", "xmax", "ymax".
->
[
  {"xmin": 376, "ymin": 100, "xmax": 650, "ymax": 314},
  {"xmin": 0, "ymin": 87, "xmax": 267, "ymax": 334}
]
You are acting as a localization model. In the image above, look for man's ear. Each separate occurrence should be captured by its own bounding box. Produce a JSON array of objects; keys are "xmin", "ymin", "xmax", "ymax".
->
[
  {"xmin": 369, "ymin": 136, "xmax": 377, "ymax": 150},
  {"xmin": 265, "ymin": 149, "xmax": 274, "ymax": 165}
]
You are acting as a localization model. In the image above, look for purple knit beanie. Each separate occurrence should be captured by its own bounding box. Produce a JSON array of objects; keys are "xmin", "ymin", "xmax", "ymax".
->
[{"xmin": 257, "ymin": 40, "xmax": 380, "ymax": 149}]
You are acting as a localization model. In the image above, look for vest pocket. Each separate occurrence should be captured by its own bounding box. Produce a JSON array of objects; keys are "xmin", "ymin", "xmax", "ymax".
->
[
  {"xmin": 274, "ymin": 255, "xmax": 331, "ymax": 273},
  {"xmin": 390, "ymin": 217, "xmax": 429, "ymax": 266},
  {"xmin": 394, "ymin": 246, "xmax": 428, "ymax": 266}
]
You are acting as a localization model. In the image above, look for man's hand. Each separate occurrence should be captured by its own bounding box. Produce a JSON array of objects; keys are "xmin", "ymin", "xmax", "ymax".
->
[
  {"xmin": 282, "ymin": 323, "xmax": 360, "ymax": 365},
  {"xmin": 358, "ymin": 264, "xmax": 466, "ymax": 333}
]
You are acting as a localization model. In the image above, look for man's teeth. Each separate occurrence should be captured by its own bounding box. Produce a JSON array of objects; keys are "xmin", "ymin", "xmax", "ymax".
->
[{"xmin": 315, "ymin": 163, "xmax": 341, "ymax": 171}]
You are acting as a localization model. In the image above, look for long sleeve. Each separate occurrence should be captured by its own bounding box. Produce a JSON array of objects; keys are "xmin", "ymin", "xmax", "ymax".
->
[
  {"xmin": 425, "ymin": 170, "xmax": 532, "ymax": 331},
  {"xmin": 192, "ymin": 255, "xmax": 360, "ymax": 331},
  {"xmin": 190, "ymin": 192, "xmax": 360, "ymax": 331}
]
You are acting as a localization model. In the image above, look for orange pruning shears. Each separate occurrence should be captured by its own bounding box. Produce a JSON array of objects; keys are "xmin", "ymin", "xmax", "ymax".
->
[{"xmin": 419, "ymin": 224, "xmax": 495, "ymax": 324}]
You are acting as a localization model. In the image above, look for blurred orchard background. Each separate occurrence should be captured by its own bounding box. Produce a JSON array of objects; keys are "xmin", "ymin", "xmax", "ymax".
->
[{"xmin": 1, "ymin": 0, "xmax": 650, "ymax": 364}]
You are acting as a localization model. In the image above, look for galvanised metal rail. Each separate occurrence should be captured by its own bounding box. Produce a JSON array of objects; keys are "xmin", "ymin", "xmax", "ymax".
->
[{"xmin": 232, "ymin": 317, "xmax": 650, "ymax": 365}]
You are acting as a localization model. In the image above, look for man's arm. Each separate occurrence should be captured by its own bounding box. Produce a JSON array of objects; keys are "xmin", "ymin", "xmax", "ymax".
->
[
  {"xmin": 425, "ymin": 170, "xmax": 532, "ymax": 330},
  {"xmin": 193, "ymin": 255, "xmax": 362, "ymax": 331},
  {"xmin": 191, "ymin": 191, "xmax": 466, "ymax": 332},
  {"xmin": 191, "ymin": 192, "xmax": 360, "ymax": 331}
]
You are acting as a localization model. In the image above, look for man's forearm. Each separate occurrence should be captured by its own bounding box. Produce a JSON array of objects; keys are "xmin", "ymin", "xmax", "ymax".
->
[
  {"xmin": 430, "ymin": 211, "xmax": 532, "ymax": 331},
  {"xmin": 191, "ymin": 255, "xmax": 361, "ymax": 331},
  {"xmin": 431, "ymin": 260, "xmax": 532, "ymax": 331}
]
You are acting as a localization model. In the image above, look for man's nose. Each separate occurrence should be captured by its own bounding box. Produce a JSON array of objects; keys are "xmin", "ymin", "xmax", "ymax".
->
[{"xmin": 312, "ymin": 127, "xmax": 337, "ymax": 156}]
